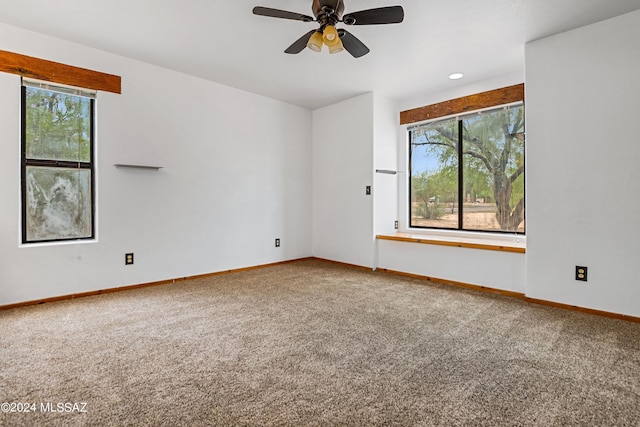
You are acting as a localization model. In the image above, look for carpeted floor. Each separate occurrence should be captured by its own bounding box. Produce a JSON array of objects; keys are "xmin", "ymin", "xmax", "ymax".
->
[{"xmin": 1, "ymin": 259, "xmax": 639, "ymax": 426}]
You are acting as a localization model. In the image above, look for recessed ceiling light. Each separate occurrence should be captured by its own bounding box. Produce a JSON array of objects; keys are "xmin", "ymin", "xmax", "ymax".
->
[{"xmin": 449, "ymin": 73, "xmax": 464, "ymax": 80}]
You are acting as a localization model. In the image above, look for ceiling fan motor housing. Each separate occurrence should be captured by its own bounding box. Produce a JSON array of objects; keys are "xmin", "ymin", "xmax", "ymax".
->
[{"xmin": 313, "ymin": 0, "xmax": 345, "ymax": 24}]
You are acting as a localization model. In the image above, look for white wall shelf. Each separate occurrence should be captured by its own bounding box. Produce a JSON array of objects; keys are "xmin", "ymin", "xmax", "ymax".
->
[{"xmin": 114, "ymin": 164, "xmax": 163, "ymax": 170}]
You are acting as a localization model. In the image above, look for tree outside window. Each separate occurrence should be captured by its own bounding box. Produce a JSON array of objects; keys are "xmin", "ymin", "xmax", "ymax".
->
[
  {"xmin": 409, "ymin": 103, "xmax": 525, "ymax": 233},
  {"xmin": 21, "ymin": 82, "xmax": 95, "ymax": 243}
]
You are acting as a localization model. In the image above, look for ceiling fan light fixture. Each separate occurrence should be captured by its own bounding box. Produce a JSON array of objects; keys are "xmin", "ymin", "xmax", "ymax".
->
[
  {"xmin": 253, "ymin": 2, "xmax": 405, "ymax": 58},
  {"xmin": 322, "ymin": 25, "xmax": 340, "ymax": 46},
  {"xmin": 307, "ymin": 31, "xmax": 324, "ymax": 52},
  {"xmin": 328, "ymin": 38, "xmax": 344, "ymax": 54}
]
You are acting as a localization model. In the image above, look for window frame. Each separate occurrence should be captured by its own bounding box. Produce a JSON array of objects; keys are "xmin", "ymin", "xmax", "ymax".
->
[
  {"xmin": 408, "ymin": 101, "xmax": 525, "ymax": 235},
  {"xmin": 20, "ymin": 80, "xmax": 96, "ymax": 244}
]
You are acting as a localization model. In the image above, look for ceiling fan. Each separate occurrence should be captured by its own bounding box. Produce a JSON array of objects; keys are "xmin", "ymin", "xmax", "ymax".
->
[{"xmin": 253, "ymin": 0, "xmax": 404, "ymax": 58}]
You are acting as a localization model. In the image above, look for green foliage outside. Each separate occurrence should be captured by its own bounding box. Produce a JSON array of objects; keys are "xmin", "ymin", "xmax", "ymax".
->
[
  {"xmin": 23, "ymin": 86, "xmax": 93, "ymax": 242},
  {"xmin": 411, "ymin": 167, "xmax": 455, "ymax": 220},
  {"xmin": 25, "ymin": 87, "xmax": 91, "ymax": 162},
  {"xmin": 411, "ymin": 105, "xmax": 525, "ymax": 231}
]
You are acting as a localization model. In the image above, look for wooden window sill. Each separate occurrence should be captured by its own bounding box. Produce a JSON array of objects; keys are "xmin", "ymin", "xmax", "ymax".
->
[{"xmin": 376, "ymin": 232, "xmax": 526, "ymax": 254}]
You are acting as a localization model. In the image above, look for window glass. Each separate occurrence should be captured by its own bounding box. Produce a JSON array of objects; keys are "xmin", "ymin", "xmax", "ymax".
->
[
  {"xmin": 409, "ymin": 103, "xmax": 525, "ymax": 233},
  {"xmin": 25, "ymin": 167, "xmax": 93, "ymax": 241},
  {"xmin": 24, "ymin": 86, "xmax": 92, "ymax": 163},
  {"xmin": 410, "ymin": 119, "xmax": 459, "ymax": 229},
  {"xmin": 22, "ymin": 82, "xmax": 95, "ymax": 243}
]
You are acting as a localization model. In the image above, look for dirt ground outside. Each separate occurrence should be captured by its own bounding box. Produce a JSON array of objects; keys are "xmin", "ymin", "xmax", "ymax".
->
[{"xmin": 411, "ymin": 203, "xmax": 525, "ymax": 232}]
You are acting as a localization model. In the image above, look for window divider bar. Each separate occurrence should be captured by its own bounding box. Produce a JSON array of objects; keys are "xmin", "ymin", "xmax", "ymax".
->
[
  {"xmin": 458, "ymin": 120, "xmax": 464, "ymax": 230},
  {"xmin": 25, "ymin": 159, "xmax": 92, "ymax": 169}
]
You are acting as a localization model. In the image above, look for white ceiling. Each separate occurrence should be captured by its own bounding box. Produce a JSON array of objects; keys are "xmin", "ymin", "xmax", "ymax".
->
[{"xmin": 2, "ymin": 0, "xmax": 640, "ymax": 110}]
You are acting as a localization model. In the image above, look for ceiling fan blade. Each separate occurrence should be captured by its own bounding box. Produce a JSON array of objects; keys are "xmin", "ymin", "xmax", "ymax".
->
[
  {"xmin": 285, "ymin": 30, "xmax": 317, "ymax": 54},
  {"xmin": 342, "ymin": 6, "xmax": 404, "ymax": 25},
  {"xmin": 338, "ymin": 29, "xmax": 370, "ymax": 58},
  {"xmin": 253, "ymin": 6, "xmax": 314, "ymax": 22}
]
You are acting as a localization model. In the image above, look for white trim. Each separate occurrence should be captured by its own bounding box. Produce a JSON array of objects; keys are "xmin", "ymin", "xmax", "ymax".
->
[
  {"xmin": 22, "ymin": 77, "xmax": 96, "ymax": 99},
  {"xmin": 403, "ymin": 227, "xmax": 525, "ymax": 247},
  {"xmin": 19, "ymin": 238, "xmax": 98, "ymax": 249}
]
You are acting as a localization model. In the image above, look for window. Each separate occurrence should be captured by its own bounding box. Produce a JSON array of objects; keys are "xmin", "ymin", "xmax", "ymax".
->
[
  {"xmin": 21, "ymin": 79, "xmax": 95, "ymax": 243},
  {"xmin": 409, "ymin": 102, "xmax": 525, "ymax": 233}
]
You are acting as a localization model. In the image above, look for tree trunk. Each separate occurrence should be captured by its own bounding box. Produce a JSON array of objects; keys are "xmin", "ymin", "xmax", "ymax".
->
[{"xmin": 493, "ymin": 175, "xmax": 524, "ymax": 231}]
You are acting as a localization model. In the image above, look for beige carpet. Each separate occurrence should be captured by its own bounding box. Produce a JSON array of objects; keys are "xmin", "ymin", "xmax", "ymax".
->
[{"xmin": 1, "ymin": 259, "xmax": 639, "ymax": 426}]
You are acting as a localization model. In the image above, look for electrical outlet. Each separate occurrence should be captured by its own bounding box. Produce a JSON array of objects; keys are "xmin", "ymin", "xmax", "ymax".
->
[
  {"xmin": 575, "ymin": 266, "xmax": 587, "ymax": 282},
  {"xmin": 275, "ymin": 238, "xmax": 280, "ymax": 248},
  {"xmin": 125, "ymin": 253, "xmax": 134, "ymax": 265},
  {"xmin": 365, "ymin": 186, "xmax": 371, "ymax": 195},
  {"xmin": 394, "ymin": 220, "xmax": 399, "ymax": 230}
]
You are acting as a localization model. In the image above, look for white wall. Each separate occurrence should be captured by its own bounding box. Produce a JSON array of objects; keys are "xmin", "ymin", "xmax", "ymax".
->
[
  {"xmin": 378, "ymin": 10, "xmax": 640, "ymax": 311},
  {"xmin": 525, "ymin": 10, "xmax": 640, "ymax": 317},
  {"xmin": 0, "ymin": 24, "xmax": 312, "ymax": 305},
  {"xmin": 378, "ymin": 241, "xmax": 526, "ymax": 292},
  {"xmin": 311, "ymin": 92, "xmax": 399, "ymax": 269},
  {"xmin": 377, "ymin": 73, "xmax": 527, "ymax": 294},
  {"xmin": 312, "ymin": 93, "xmax": 374, "ymax": 267},
  {"xmin": 3, "ymin": 9, "xmax": 639, "ymax": 318},
  {"xmin": 398, "ymin": 71, "xmax": 524, "ymax": 113},
  {"xmin": 373, "ymin": 94, "xmax": 399, "ymax": 239},
  {"xmin": 310, "ymin": 75, "xmax": 528, "ymax": 294}
]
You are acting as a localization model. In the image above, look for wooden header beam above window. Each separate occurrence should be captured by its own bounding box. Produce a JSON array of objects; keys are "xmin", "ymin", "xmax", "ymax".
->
[
  {"xmin": 400, "ymin": 83, "xmax": 524, "ymax": 125},
  {"xmin": 0, "ymin": 50, "xmax": 121, "ymax": 94}
]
